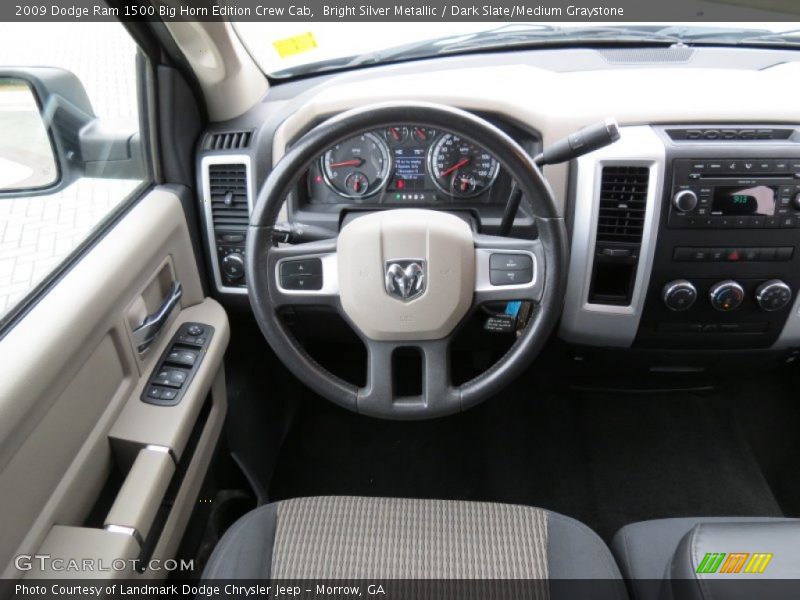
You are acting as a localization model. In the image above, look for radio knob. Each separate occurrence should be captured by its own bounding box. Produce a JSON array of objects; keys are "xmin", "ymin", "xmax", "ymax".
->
[
  {"xmin": 709, "ymin": 280, "xmax": 745, "ymax": 312},
  {"xmin": 672, "ymin": 190, "xmax": 698, "ymax": 213},
  {"xmin": 222, "ymin": 252, "xmax": 245, "ymax": 280},
  {"xmin": 755, "ymin": 279, "xmax": 792, "ymax": 312},
  {"xmin": 662, "ymin": 280, "xmax": 697, "ymax": 311},
  {"xmin": 793, "ymin": 192, "xmax": 800, "ymax": 211}
]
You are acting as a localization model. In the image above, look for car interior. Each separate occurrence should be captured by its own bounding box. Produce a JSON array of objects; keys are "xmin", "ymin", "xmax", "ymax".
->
[{"xmin": 3, "ymin": 16, "xmax": 800, "ymax": 600}]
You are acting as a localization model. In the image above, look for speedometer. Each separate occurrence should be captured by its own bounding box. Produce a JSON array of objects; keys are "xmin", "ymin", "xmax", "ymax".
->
[
  {"xmin": 322, "ymin": 132, "xmax": 391, "ymax": 199},
  {"xmin": 428, "ymin": 134, "xmax": 499, "ymax": 198}
]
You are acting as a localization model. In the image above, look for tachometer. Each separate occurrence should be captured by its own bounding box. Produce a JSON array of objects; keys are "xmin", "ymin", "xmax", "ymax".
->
[
  {"xmin": 322, "ymin": 132, "xmax": 391, "ymax": 198},
  {"xmin": 429, "ymin": 134, "xmax": 499, "ymax": 198}
]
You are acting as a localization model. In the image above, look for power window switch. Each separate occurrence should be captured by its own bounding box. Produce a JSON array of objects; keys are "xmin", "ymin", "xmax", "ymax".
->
[
  {"xmin": 146, "ymin": 386, "xmax": 162, "ymax": 400},
  {"xmin": 166, "ymin": 348, "xmax": 197, "ymax": 366},
  {"xmin": 160, "ymin": 389, "xmax": 178, "ymax": 402},
  {"xmin": 156, "ymin": 369, "xmax": 188, "ymax": 388}
]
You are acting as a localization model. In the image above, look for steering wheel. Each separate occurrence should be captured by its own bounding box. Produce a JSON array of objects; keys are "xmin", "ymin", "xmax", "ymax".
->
[{"xmin": 247, "ymin": 103, "xmax": 567, "ymax": 420}]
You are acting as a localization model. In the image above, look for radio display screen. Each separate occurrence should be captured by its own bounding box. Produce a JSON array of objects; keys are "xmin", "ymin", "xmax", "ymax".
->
[{"xmin": 712, "ymin": 185, "xmax": 777, "ymax": 216}]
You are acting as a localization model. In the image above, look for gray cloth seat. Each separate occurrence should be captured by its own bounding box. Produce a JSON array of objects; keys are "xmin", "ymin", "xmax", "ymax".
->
[
  {"xmin": 203, "ymin": 495, "xmax": 626, "ymax": 596},
  {"xmin": 611, "ymin": 517, "xmax": 800, "ymax": 600}
]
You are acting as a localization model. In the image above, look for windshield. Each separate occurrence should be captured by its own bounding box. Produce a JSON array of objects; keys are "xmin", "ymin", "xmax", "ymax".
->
[{"xmin": 235, "ymin": 22, "xmax": 800, "ymax": 79}]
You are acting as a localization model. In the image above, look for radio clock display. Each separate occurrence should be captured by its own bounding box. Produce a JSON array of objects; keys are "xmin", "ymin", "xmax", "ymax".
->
[{"xmin": 712, "ymin": 185, "xmax": 777, "ymax": 216}]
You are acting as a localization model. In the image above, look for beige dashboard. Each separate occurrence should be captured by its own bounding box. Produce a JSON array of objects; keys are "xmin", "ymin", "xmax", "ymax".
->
[{"xmin": 271, "ymin": 61, "xmax": 800, "ymax": 208}]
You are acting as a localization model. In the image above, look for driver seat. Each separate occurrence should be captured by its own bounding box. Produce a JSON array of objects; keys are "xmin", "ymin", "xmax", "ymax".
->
[{"xmin": 202, "ymin": 496, "xmax": 626, "ymax": 594}]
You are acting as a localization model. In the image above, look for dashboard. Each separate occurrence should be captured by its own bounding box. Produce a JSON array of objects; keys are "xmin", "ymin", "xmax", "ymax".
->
[{"xmin": 196, "ymin": 44, "xmax": 800, "ymax": 360}]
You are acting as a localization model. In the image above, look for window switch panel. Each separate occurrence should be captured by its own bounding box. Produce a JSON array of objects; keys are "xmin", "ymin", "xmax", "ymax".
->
[{"xmin": 141, "ymin": 322, "xmax": 214, "ymax": 406}]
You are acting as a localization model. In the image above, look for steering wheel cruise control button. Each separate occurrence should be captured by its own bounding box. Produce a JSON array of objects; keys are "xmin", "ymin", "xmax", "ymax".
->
[
  {"xmin": 489, "ymin": 253, "xmax": 533, "ymax": 286},
  {"xmin": 489, "ymin": 253, "xmax": 532, "ymax": 271},
  {"xmin": 490, "ymin": 268, "xmax": 533, "ymax": 286}
]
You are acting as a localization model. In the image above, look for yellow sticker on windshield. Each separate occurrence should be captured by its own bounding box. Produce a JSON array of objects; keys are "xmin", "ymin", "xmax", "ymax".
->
[{"xmin": 273, "ymin": 32, "xmax": 318, "ymax": 58}]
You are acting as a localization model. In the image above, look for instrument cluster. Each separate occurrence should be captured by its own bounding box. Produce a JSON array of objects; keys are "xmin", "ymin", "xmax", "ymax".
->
[{"xmin": 306, "ymin": 125, "xmax": 502, "ymax": 204}]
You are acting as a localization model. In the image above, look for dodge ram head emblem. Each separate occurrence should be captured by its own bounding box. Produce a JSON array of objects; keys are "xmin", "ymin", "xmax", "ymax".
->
[{"xmin": 384, "ymin": 260, "xmax": 426, "ymax": 301}]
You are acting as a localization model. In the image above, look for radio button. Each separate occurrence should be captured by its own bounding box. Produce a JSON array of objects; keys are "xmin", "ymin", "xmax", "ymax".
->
[
  {"xmin": 691, "ymin": 249, "xmax": 710, "ymax": 261},
  {"xmin": 775, "ymin": 160, "xmax": 790, "ymax": 171},
  {"xmin": 672, "ymin": 190, "xmax": 699, "ymax": 213},
  {"xmin": 715, "ymin": 216, "xmax": 733, "ymax": 228},
  {"xmin": 749, "ymin": 216, "xmax": 766, "ymax": 228},
  {"xmin": 734, "ymin": 216, "xmax": 749, "ymax": 228},
  {"xmin": 756, "ymin": 160, "xmax": 773, "ymax": 171},
  {"xmin": 766, "ymin": 216, "xmax": 781, "ymax": 228},
  {"xmin": 707, "ymin": 161, "xmax": 724, "ymax": 172},
  {"xmin": 781, "ymin": 216, "xmax": 795, "ymax": 228}
]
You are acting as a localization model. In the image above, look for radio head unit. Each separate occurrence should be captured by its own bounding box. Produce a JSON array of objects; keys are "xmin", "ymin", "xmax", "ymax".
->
[{"xmin": 668, "ymin": 158, "xmax": 800, "ymax": 229}]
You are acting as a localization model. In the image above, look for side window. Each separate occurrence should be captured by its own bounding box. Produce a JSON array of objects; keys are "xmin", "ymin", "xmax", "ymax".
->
[{"xmin": 0, "ymin": 22, "xmax": 148, "ymax": 324}]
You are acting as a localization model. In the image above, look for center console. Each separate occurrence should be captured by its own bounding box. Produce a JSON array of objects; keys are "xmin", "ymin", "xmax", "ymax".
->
[
  {"xmin": 638, "ymin": 149, "xmax": 800, "ymax": 349},
  {"xmin": 561, "ymin": 125, "xmax": 800, "ymax": 352}
]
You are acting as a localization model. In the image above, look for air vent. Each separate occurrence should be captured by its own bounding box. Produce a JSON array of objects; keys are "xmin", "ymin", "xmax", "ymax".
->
[
  {"xmin": 596, "ymin": 166, "xmax": 649, "ymax": 244},
  {"xmin": 589, "ymin": 166, "xmax": 650, "ymax": 306},
  {"xmin": 208, "ymin": 164, "xmax": 249, "ymax": 231},
  {"xmin": 205, "ymin": 130, "xmax": 253, "ymax": 150},
  {"xmin": 666, "ymin": 128, "xmax": 793, "ymax": 142}
]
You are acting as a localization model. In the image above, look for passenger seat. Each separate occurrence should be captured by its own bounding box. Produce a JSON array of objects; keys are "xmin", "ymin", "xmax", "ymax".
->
[{"xmin": 611, "ymin": 517, "xmax": 800, "ymax": 600}]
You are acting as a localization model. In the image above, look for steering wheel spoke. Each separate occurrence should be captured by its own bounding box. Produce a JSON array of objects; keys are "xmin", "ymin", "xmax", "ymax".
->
[
  {"xmin": 472, "ymin": 233, "xmax": 546, "ymax": 305},
  {"xmin": 358, "ymin": 338, "xmax": 457, "ymax": 419},
  {"xmin": 264, "ymin": 239, "xmax": 340, "ymax": 308}
]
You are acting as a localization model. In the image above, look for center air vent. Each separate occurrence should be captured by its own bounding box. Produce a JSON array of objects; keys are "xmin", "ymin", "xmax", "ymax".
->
[
  {"xmin": 208, "ymin": 163, "xmax": 249, "ymax": 231},
  {"xmin": 597, "ymin": 166, "xmax": 649, "ymax": 244},
  {"xmin": 590, "ymin": 166, "xmax": 650, "ymax": 306},
  {"xmin": 205, "ymin": 130, "xmax": 253, "ymax": 150}
]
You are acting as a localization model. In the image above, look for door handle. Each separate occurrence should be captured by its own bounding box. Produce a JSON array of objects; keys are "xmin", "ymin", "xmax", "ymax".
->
[{"xmin": 132, "ymin": 282, "xmax": 182, "ymax": 352}]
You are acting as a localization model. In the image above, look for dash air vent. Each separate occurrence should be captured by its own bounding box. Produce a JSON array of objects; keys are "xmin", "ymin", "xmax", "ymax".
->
[
  {"xmin": 589, "ymin": 166, "xmax": 650, "ymax": 306},
  {"xmin": 205, "ymin": 130, "xmax": 253, "ymax": 150},
  {"xmin": 208, "ymin": 164, "xmax": 249, "ymax": 231},
  {"xmin": 597, "ymin": 166, "xmax": 649, "ymax": 244}
]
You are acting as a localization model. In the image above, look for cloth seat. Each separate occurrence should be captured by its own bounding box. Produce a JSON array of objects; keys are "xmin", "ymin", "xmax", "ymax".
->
[{"xmin": 203, "ymin": 495, "xmax": 626, "ymax": 598}]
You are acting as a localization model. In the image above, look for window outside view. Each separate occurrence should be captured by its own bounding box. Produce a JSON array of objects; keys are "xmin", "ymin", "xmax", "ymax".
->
[{"xmin": 0, "ymin": 22, "xmax": 141, "ymax": 320}]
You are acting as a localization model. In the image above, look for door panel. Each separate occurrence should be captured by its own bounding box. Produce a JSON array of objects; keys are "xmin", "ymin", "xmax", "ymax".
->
[{"xmin": 0, "ymin": 187, "xmax": 228, "ymax": 578}]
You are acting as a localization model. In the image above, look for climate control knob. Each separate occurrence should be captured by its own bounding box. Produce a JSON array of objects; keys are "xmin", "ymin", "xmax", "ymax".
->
[
  {"xmin": 709, "ymin": 280, "xmax": 745, "ymax": 312},
  {"xmin": 672, "ymin": 190, "xmax": 698, "ymax": 213},
  {"xmin": 755, "ymin": 279, "xmax": 792, "ymax": 312},
  {"xmin": 221, "ymin": 252, "xmax": 245, "ymax": 280},
  {"xmin": 662, "ymin": 280, "xmax": 697, "ymax": 311}
]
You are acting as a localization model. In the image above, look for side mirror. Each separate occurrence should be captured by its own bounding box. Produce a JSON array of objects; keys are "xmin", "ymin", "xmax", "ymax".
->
[{"xmin": 0, "ymin": 67, "xmax": 142, "ymax": 198}]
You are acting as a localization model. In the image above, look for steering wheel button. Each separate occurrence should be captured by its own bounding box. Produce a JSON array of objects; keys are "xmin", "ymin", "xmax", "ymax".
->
[
  {"xmin": 280, "ymin": 258, "xmax": 322, "ymax": 277},
  {"xmin": 281, "ymin": 274, "xmax": 323, "ymax": 290},
  {"xmin": 489, "ymin": 253, "xmax": 532, "ymax": 271},
  {"xmin": 490, "ymin": 268, "xmax": 533, "ymax": 286}
]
